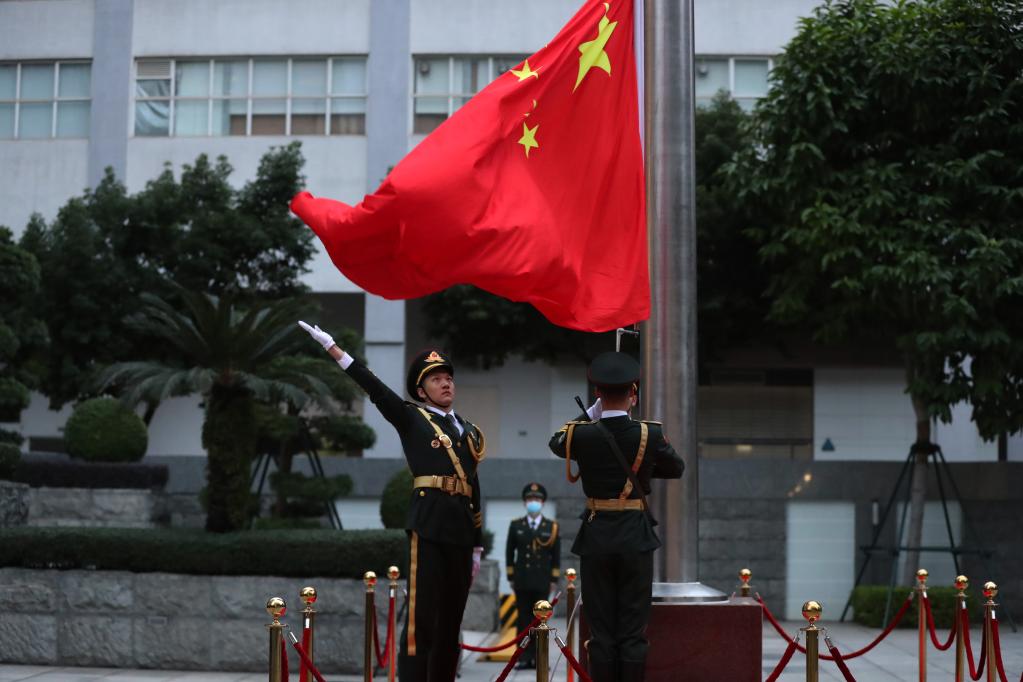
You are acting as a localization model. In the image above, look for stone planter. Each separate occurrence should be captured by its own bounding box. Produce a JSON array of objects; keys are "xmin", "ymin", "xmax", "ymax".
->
[
  {"xmin": 0, "ymin": 481, "xmax": 29, "ymax": 527},
  {"xmin": 26, "ymin": 487, "xmax": 163, "ymax": 528},
  {"xmin": 0, "ymin": 561, "xmax": 499, "ymax": 671}
]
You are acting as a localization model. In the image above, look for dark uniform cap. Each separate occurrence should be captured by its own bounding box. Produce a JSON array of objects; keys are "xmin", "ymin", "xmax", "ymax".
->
[
  {"xmin": 522, "ymin": 482, "xmax": 547, "ymax": 501},
  {"xmin": 406, "ymin": 349, "xmax": 455, "ymax": 398},
  {"xmin": 587, "ymin": 351, "xmax": 641, "ymax": 388}
]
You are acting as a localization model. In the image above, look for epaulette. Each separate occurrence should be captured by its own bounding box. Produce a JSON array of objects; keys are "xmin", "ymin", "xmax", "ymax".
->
[
  {"xmin": 565, "ymin": 419, "xmax": 595, "ymax": 425},
  {"xmin": 640, "ymin": 419, "xmax": 662, "ymax": 425}
]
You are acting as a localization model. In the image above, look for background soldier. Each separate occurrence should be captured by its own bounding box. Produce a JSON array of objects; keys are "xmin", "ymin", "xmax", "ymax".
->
[
  {"xmin": 299, "ymin": 322, "xmax": 486, "ymax": 682},
  {"xmin": 548, "ymin": 351, "xmax": 684, "ymax": 682},
  {"xmin": 505, "ymin": 482, "xmax": 561, "ymax": 670}
]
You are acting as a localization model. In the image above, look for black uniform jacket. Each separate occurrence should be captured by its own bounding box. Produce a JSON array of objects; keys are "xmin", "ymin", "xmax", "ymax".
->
[
  {"xmin": 505, "ymin": 516, "xmax": 561, "ymax": 592},
  {"xmin": 549, "ymin": 414, "xmax": 683, "ymax": 556},
  {"xmin": 345, "ymin": 361, "xmax": 484, "ymax": 547}
]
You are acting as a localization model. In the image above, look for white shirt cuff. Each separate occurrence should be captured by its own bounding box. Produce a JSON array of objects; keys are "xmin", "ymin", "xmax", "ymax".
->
[{"xmin": 337, "ymin": 352, "xmax": 354, "ymax": 370}]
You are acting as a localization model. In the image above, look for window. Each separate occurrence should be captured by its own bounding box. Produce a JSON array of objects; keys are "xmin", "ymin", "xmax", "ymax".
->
[
  {"xmin": 413, "ymin": 55, "xmax": 527, "ymax": 134},
  {"xmin": 0, "ymin": 61, "xmax": 91, "ymax": 139},
  {"xmin": 695, "ymin": 56, "xmax": 772, "ymax": 111},
  {"xmin": 133, "ymin": 57, "xmax": 367, "ymax": 137}
]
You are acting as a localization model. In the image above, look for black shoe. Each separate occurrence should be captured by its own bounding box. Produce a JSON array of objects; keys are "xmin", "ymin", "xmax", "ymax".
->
[{"xmin": 515, "ymin": 659, "xmax": 535, "ymax": 670}]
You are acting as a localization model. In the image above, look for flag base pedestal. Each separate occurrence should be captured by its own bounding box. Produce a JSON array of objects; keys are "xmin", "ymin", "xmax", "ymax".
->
[{"xmin": 579, "ymin": 584, "xmax": 762, "ymax": 681}]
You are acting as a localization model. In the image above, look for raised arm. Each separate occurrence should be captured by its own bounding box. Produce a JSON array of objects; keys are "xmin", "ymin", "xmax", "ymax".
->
[
  {"xmin": 298, "ymin": 321, "xmax": 410, "ymax": 431},
  {"xmin": 650, "ymin": 425, "xmax": 685, "ymax": 479}
]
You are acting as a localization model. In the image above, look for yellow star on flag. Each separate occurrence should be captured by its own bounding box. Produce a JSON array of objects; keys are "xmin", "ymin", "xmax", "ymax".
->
[
  {"xmin": 510, "ymin": 60, "xmax": 540, "ymax": 81},
  {"xmin": 518, "ymin": 122, "xmax": 539, "ymax": 158},
  {"xmin": 575, "ymin": 2, "xmax": 618, "ymax": 91}
]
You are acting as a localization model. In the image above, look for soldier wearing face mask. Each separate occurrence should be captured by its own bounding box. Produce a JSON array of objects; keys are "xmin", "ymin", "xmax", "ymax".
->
[{"xmin": 505, "ymin": 482, "xmax": 561, "ymax": 670}]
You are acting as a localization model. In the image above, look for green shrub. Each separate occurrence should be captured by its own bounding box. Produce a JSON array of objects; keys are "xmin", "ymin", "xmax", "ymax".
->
[
  {"xmin": 0, "ymin": 443, "xmax": 20, "ymax": 479},
  {"xmin": 380, "ymin": 468, "xmax": 413, "ymax": 529},
  {"xmin": 65, "ymin": 397, "xmax": 148, "ymax": 463},
  {"xmin": 850, "ymin": 585, "xmax": 972, "ymax": 629},
  {"xmin": 0, "ymin": 377, "xmax": 30, "ymax": 419},
  {"xmin": 0, "ymin": 527, "xmax": 408, "ymax": 578},
  {"xmin": 271, "ymin": 472, "xmax": 353, "ymax": 502}
]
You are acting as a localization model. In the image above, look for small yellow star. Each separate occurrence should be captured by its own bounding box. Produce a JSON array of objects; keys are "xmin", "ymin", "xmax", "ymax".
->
[
  {"xmin": 518, "ymin": 122, "xmax": 539, "ymax": 158},
  {"xmin": 576, "ymin": 3, "xmax": 617, "ymax": 91},
  {"xmin": 510, "ymin": 60, "xmax": 540, "ymax": 82}
]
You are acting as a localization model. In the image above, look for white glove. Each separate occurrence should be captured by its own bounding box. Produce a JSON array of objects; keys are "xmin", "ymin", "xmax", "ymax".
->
[
  {"xmin": 471, "ymin": 546, "xmax": 483, "ymax": 582},
  {"xmin": 586, "ymin": 398, "xmax": 603, "ymax": 420},
  {"xmin": 298, "ymin": 320, "xmax": 335, "ymax": 350}
]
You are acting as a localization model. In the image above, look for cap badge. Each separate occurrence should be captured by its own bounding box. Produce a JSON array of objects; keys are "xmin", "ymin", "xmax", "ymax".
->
[
  {"xmin": 425, "ymin": 351, "xmax": 445, "ymax": 363},
  {"xmin": 530, "ymin": 483, "xmax": 539, "ymax": 491}
]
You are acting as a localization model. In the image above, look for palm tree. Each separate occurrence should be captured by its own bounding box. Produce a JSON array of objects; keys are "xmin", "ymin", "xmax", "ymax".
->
[{"xmin": 98, "ymin": 290, "xmax": 335, "ymax": 532}]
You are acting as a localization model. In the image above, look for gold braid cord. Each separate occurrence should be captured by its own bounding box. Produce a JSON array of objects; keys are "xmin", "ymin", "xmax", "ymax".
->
[
  {"xmin": 467, "ymin": 424, "xmax": 487, "ymax": 463},
  {"xmin": 531, "ymin": 521, "xmax": 559, "ymax": 551},
  {"xmin": 565, "ymin": 423, "xmax": 581, "ymax": 483}
]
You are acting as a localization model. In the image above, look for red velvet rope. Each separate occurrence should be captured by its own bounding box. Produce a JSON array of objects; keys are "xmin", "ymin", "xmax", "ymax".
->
[
  {"xmin": 291, "ymin": 640, "xmax": 329, "ymax": 682},
  {"xmin": 299, "ymin": 628, "xmax": 310, "ymax": 682},
  {"xmin": 281, "ymin": 638, "xmax": 289, "ymax": 682},
  {"xmin": 826, "ymin": 639, "xmax": 858, "ymax": 682},
  {"xmin": 990, "ymin": 618, "xmax": 1015, "ymax": 682},
  {"xmin": 756, "ymin": 594, "xmax": 912, "ymax": 661},
  {"xmin": 459, "ymin": 595, "xmax": 561, "ymax": 652},
  {"xmin": 556, "ymin": 636, "xmax": 593, "ymax": 682},
  {"xmin": 493, "ymin": 638, "xmax": 530, "ymax": 682},
  {"xmin": 960, "ymin": 608, "xmax": 986, "ymax": 680},
  {"xmin": 370, "ymin": 597, "xmax": 393, "ymax": 669},
  {"xmin": 922, "ymin": 596, "xmax": 957, "ymax": 651},
  {"xmin": 764, "ymin": 639, "xmax": 799, "ymax": 682}
]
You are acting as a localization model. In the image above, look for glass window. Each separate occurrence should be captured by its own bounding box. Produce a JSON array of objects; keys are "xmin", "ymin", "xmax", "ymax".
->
[
  {"xmin": 413, "ymin": 55, "xmax": 527, "ymax": 134},
  {"xmin": 56, "ymin": 100, "xmax": 89, "ymax": 137},
  {"xmin": 18, "ymin": 102, "xmax": 51, "ymax": 138},
  {"xmin": 695, "ymin": 56, "xmax": 773, "ymax": 110},
  {"xmin": 21, "ymin": 64, "xmax": 54, "ymax": 100},
  {"xmin": 0, "ymin": 65, "xmax": 15, "ymax": 99},
  {"xmin": 0, "ymin": 104, "xmax": 14, "ymax": 139},
  {"xmin": 174, "ymin": 100, "xmax": 208, "ymax": 136},
  {"xmin": 0, "ymin": 61, "xmax": 91, "ymax": 139},
  {"xmin": 252, "ymin": 60, "xmax": 287, "ymax": 97},
  {"xmin": 58, "ymin": 63, "xmax": 91, "ymax": 98},
  {"xmin": 212, "ymin": 98, "xmax": 247, "ymax": 135},
  {"xmin": 293, "ymin": 60, "xmax": 325, "ymax": 97},
  {"xmin": 332, "ymin": 57, "xmax": 365, "ymax": 95},
  {"xmin": 695, "ymin": 58, "xmax": 729, "ymax": 102},
  {"xmin": 175, "ymin": 61, "xmax": 209, "ymax": 97},
  {"xmin": 213, "ymin": 60, "xmax": 248, "ymax": 97}
]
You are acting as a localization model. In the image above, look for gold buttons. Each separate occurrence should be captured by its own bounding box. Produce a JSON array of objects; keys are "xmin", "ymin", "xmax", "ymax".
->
[
  {"xmin": 469, "ymin": 503, "xmax": 474, "ymax": 509},
  {"xmin": 419, "ymin": 490, "xmax": 425, "ymax": 497}
]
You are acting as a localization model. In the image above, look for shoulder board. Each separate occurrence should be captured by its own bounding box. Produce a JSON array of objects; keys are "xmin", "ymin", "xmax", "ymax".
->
[
  {"xmin": 640, "ymin": 419, "xmax": 662, "ymax": 425},
  {"xmin": 404, "ymin": 400, "xmax": 420, "ymax": 408},
  {"xmin": 565, "ymin": 419, "xmax": 595, "ymax": 426}
]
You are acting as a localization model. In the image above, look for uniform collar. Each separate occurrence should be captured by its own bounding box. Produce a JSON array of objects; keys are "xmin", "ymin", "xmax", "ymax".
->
[
  {"xmin": 423, "ymin": 404, "xmax": 457, "ymax": 421},
  {"xmin": 601, "ymin": 409, "xmax": 629, "ymax": 419}
]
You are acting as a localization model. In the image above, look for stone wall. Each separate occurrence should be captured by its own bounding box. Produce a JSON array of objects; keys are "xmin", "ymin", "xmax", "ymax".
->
[
  {"xmin": 0, "ymin": 480, "xmax": 28, "ymax": 527},
  {"xmin": 0, "ymin": 561, "xmax": 499, "ymax": 671}
]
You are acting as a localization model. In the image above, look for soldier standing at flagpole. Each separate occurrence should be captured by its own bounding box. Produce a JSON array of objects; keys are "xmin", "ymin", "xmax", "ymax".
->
[
  {"xmin": 505, "ymin": 482, "xmax": 561, "ymax": 670},
  {"xmin": 299, "ymin": 321, "xmax": 486, "ymax": 682},
  {"xmin": 549, "ymin": 352, "xmax": 684, "ymax": 682}
]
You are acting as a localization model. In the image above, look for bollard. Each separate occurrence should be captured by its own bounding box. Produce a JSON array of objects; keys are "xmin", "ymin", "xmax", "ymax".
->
[
  {"xmin": 388, "ymin": 566, "xmax": 400, "ymax": 682},
  {"xmin": 739, "ymin": 568, "xmax": 752, "ymax": 598},
  {"xmin": 955, "ymin": 575, "xmax": 968, "ymax": 682},
  {"xmin": 916, "ymin": 569, "xmax": 928, "ymax": 682},
  {"xmin": 801, "ymin": 600, "xmax": 822, "ymax": 682},
  {"xmin": 364, "ymin": 571, "xmax": 377, "ymax": 682},
  {"xmin": 300, "ymin": 587, "xmax": 317, "ymax": 682},
  {"xmin": 266, "ymin": 597, "xmax": 287, "ymax": 682},
  {"xmin": 565, "ymin": 568, "xmax": 577, "ymax": 682},
  {"xmin": 983, "ymin": 582, "xmax": 998, "ymax": 682},
  {"xmin": 533, "ymin": 599, "xmax": 555, "ymax": 682}
]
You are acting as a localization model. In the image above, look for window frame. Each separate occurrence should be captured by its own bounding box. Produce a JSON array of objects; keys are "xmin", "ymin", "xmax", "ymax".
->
[
  {"xmin": 0, "ymin": 60, "xmax": 92, "ymax": 140},
  {"xmin": 694, "ymin": 55, "xmax": 774, "ymax": 109},
  {"xmin": 132, "ymin": 56, "xmax": 369, "ymax": 138},
  {"xmin": 411, "ymin": 54, "xmax": 528, "ymax": 135}
]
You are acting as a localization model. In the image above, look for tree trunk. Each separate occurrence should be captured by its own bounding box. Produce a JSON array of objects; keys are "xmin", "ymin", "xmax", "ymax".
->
[
  {"xmin": 902, "ymin": 370, "xmax": 931, "ymax": 585},
  {"xmin": 203, "ymin": 383, "xmax": 257, "ymax": 533}
]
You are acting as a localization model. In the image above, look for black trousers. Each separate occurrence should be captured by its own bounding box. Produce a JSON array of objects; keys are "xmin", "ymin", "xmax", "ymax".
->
[
  {"xmin": 580, "ymin": 551, "xmax": 654, "ymax": 669},
  {"xmin": 399, "ymin": 532, "xmax": 472, "ymax": 682},
  {"xmin": 513, "ymin": 586, "xmax": 547, "ymax": 663}
]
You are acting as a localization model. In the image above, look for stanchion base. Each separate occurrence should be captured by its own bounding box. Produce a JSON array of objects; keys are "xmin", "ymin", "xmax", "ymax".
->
[{"xmin": 580, "ymin": 592, "xmax": 762, "ymax": 682}]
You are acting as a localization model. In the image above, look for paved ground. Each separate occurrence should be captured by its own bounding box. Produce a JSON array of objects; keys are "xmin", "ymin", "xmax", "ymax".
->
[{"xmin": 1, "ymin": 618, "xmax": 1021, "ymax": 681}]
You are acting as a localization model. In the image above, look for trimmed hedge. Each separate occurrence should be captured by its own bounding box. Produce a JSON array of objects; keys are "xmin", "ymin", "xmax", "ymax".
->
[
  {"xmin": 380, "ymin": 468, "xmax": 413, "ymax": 529},
  {"xmin": 0, "ymin": 527, "xmax": 408, "ymax": 578},
  {"xmin": 65, "ymin": 397, "xmax": 148, "ymax": 463},
  {"xmin": 850, "ymin": 585, "xmax": 973, "ymax": 629},
  {"xmin": 0, "ymin": 443, "xmax": 20, "ymax": 479},
  {"xmin": 13, "ymin": 456, "xmax": 168, "ymax": 489}
]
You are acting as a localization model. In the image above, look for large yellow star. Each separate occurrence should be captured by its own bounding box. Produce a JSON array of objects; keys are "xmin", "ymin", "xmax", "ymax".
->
[
  {"xmin": 510, "ymin": 60, "xmax": 539, "ymax": 82},
  {"xmin": 575, "ymin": 3, "xmax": 618, "ymax": 91},
  {"xmin": 518, "ymin": 122, "xmax": 539, "ymax": 158}
]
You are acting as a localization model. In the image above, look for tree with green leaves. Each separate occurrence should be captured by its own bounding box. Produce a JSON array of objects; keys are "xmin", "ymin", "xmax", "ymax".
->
[
  {"xmin": 20, "ymin": 142, "xmax": 314, "ymax": 409},
  {"xmin": 98, "ymin": 291, "xmax": 349, "ymax": 532},
  {"xmin": 729, "ymin": 0, "xmax": 1023, "ymax": 581}
]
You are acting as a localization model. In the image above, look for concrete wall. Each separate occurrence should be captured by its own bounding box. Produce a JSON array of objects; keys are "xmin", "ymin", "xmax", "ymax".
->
[
  {"xmin": 694, "ymin": 0, "xmax": 820, "ymax": 54},
  {"xmin": 0, "ymin": 0, "xmax": 94, "ymax": 60},
  {"xmin": 0, "ymin": 141, "xmax": 89, "ymax": 236},
  {"xmin": 410, "ymin": 0, "xmax": 579, "ymax": 54}
]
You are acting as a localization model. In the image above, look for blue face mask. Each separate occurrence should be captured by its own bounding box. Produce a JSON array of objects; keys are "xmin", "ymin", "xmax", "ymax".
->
[{"xmin": 525, "ymin": 500, "xmax": 543, "ymax": 514}]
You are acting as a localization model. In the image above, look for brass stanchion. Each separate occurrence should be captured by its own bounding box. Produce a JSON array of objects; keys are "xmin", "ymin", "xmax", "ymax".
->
[
  {"xmin": 300, "ymin": 587, "xmax": 317, "ymax": 682},
  {"xmin": 801, "ymin": 600, "xmax": 822, "ymax": 682},
  {"xmin": 364, "ymin": 571, "xmax": 377, "ymax": 682},
  {"xmin": 955, "ymin": 575, "xmax": 969, "ymax": 682},
  {"xmin": 565, "ymin": 568, "xmax": 577, "ymax": 682},
  {"xmin": 983, "ymin": 582, "xmax": 998, "ymax": 682},
  {"xmin": 916, "ymin": 569, "xmax": 928, "ymax": 682},
  {"xmin": 739, "ymin": 568, "xmax": 752, "ymax": 598},
  {"xmin": 266, "ymin": 597, "xmax": 287, "ymax": 682},
  {"xmin": 388, "ymin": 566, "xmax": 400, "ymax": 682},
  {"xmin": 533, "ymin": 599, "xmax": 554, "ymax": 682}
]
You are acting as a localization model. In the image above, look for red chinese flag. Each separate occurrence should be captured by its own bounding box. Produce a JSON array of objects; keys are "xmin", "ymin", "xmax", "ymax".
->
[{"xmin": 290, "ymin": 0, "xmax": 647, "ymax": 332}]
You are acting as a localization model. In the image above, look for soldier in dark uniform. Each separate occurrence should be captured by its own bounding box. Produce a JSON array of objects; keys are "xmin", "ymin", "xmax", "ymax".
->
[
  {"xmin": 505, "ymin": 482, "xmax": 561, "ymax": 670},
  {"xmin": 548, "ymin": 352, "xmax": 684, "ymax": 682},
  {"xmin": 299, "ymin": 322, "xmax": 486, "ymax": 682}
]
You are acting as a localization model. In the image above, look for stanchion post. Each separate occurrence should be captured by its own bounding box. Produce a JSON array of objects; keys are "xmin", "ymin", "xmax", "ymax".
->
[
  {"xmin": 740, "ymin": 568, "xmax": 752, "ymax": 598},
  {"xmin": 387, "ymin": 566, "xmax": 400, "ymax": 682},
  {"xmin": 916, "ymin": 569, "xmax": 928, "ymax": 682},
  {"xmin": 565, "ymin": 568, "xmax": 577, "ymax": 682},
  {"xmin": 801, "ymin": 600, "xmax": 822, "ymax": 682},
  {"xmin": 955, "ymin": 575, "xmax": 968, "ymax": 682},
  {"xmin": 983, "ymin": 582, "xmax": 998, "ymax": 682},
  {"xmin": 300, "ymin": 587, "xmax": 316, "ymax": 682},
  {"xmin": 533, "ymin": 599, "xmax": 554, "ymax": 682},
  {"xmin": 266, "ymin": 597, "xmax": 287, "ymax": 682},
  {"xmin": 364, "ymin": 571, "xmax": 377, "ymax": 682}
]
